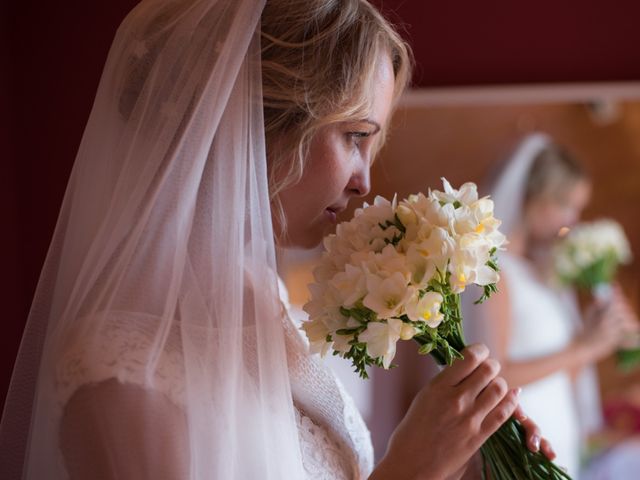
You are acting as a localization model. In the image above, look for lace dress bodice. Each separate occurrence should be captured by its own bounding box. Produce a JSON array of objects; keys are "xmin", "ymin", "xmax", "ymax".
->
[{"xmin": 55, "ymin": 309, "xmax": 373, "ymax": 479}]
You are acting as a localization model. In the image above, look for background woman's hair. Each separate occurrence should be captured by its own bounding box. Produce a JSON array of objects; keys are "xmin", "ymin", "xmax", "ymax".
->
[
  {"xmin": 524, "ymin": 144, "xmax": 589, "ymax": 203},
  {"xmin": 260, "ymin": 0, "xmax": 413, "ymax": 229}
]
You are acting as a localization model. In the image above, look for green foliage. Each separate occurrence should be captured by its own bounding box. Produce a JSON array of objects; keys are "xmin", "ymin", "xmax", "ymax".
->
[
  {"xmin": 617, "ymin": 347, "xmax": 640, "ymax": 372},
  {"xmin": 560, "ymin": 248, "xmax": 620, "ymax": 290},
  {"xmin": 378, "ymin": 214, "xmax": 407, "ymax": 246}
]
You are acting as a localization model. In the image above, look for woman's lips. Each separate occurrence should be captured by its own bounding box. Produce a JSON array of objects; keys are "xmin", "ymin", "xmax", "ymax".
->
[{"xmin": 324, "ymin": 208, "xmax": 338, "ymax": 224}]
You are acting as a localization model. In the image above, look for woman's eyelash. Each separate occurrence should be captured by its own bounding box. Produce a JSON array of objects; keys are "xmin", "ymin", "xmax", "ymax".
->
[{"xmin": 347, "ymin": 131, "xmax": 371, "ymax": 139}]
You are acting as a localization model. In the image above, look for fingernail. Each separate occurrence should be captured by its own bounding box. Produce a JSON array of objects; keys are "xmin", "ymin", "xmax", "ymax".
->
[
  {"xmin": 532, "ymin": 435, "xmax": 540, "ymax": 451},
  {"xmin": 515, "ymin": 387, "xmax": 522, "ymax": 396}
]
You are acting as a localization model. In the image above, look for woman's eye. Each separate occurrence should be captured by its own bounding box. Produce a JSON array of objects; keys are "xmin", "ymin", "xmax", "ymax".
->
[{"xmin": 347, "ymin": 131, "xmax": 371, "ymax": 145}]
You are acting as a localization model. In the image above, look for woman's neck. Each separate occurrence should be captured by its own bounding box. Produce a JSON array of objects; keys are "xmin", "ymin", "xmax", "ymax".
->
[{"xmin": 508, "ymin": 224, "xmax": 553, "ymax": 274}]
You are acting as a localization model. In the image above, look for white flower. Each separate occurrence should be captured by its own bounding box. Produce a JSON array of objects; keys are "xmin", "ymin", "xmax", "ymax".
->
[
  {"xmin": 449, "ymin": 233, "xmax": 499, "ymax": 293},
  {"xmin": 331, "ymin": 326, "xmax": 357, "ymax": 354},
  {"xmin": 329, "ymin": 264, "xmax": 367, "ymax": 307},
  {"xmin": 553, "ymin": 219, "xmax": 632, "ymax": 285},
  {"xmin": 301, "ymin": 317, "xmax": 332, "ymax": 356},
  {"xmin": 303, "ymin": 283, "xmax": 342, "ymax": 319},
  {"xmin": 404, "ymin": 227, "xmax": 455, "ymax": 287},
  {"xmin": 358, "ymin": 318, "xmax": 404, "ymax": 368},
  {"xmin": 430, "ymin": 178, "xmax": 478, "ymax": 207},
  {"xmin": 400, "ymin": 323, "xmax": 418, "ymax": 340},
  {"xmin": 396, "ymin": 204, "xmax": 418, "ymax": 229},
  {"xmin": 363, "ymin": 271, "xmax": 414, "ymax": 319},
  {"xmin": 405, "ymin": 291, "xmax": 444, "ymax": 328}
]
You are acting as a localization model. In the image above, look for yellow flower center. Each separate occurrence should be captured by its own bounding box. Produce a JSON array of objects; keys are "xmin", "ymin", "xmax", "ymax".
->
[
  {"xmin": 475, "ymin": 223, "xmax": 485, "ymax": 233},
  {"xmin": 418, "ymin": 248, "xmax": 430, "ymax": 257},
  {"xmin": 421, "ymin": 310, "xmax": 432, "ymax": 321},
  {"xmin": 458, "ymin": 273, "xmax": 466, "ymax": 283},
  {"xmin": 386, "ymin": 298, "xmax": 398, "ymax": 309}
]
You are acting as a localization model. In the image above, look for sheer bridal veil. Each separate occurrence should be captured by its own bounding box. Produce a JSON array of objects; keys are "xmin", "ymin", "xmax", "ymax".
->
[
  {"xmin": 490, "ymin": 133, "xmax": 551, "ymax": 238},
  {"xmin": 0, "ymin": 0, "xmax": 305, "ymax": 478}
]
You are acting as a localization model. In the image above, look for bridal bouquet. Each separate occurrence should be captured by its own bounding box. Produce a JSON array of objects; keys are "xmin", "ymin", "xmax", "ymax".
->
[
  {"xmin": 553, "ymin": 219, "xmax": 638, "ymax": 369},
  {"xmin": 554, "ymin": 219, "xmax": 632, "ymax": 292},
  {"xmin": 303, "ymin": 179, "xmax": 571, "ymax": 479}
]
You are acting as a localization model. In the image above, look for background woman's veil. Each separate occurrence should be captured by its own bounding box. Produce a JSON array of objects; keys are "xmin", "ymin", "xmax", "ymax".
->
[
  {"xmin": 462, "ymin": 133, "xmax": 552, "ymax": 348},
  {"xmin": 0, "ymin": 0, "xmax": 305, "ymax": 478},
  {"xmin": 490, "ymin": 133, "xmax": 552, "ymax": 238}
]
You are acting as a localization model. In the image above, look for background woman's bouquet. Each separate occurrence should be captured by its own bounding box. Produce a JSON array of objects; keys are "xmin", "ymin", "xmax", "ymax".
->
[
  {"xmin": 303, "ymin": 179, "xmax": 570, "ymax": 479},
  {"xmin": 554, "ymin": 219, "xmax": 632, "ymax": 292},
  {"xmin": 553, "ymin": 219, "xmax": 638, "ymax": 369}
]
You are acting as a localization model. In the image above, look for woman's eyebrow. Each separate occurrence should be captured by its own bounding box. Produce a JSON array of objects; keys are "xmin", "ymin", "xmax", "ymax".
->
[{"xmin": 363, "ymin": 119, "xmax": 381, "ymax": 134}]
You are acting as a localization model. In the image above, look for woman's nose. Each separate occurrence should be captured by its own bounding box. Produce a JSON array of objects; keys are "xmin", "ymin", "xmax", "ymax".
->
[{"xmin": 347, "ymin": 166, "xmax": 371, "ymax": 197}]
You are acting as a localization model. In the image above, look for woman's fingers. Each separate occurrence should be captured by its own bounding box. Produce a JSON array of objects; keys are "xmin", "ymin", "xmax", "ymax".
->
[
  {"xmin": 438, "ymin": 344, "xmax": 490, "ymax": 387},
  {"xmin": 513, "ymin": 405, "xmax": 556, "ymax": 459},
  {"xmin": 479, "ymin": 388, "xmax": 519, "ymax": 437},
  {"xmin": 540, "ymin": 437, "xmax": 556, "ymax": 460},
  {"xmin": 517, "ymin": 410, "xmax": 541, "ymax": 452},
  {"xmin": 512, "ymin": 404, "xmax": 526, "ymax": 422},
  {"xmin": 460, "ymin": 358, "xmax": 501, "ymax": 400},
  {"xmin": 474, "ymin": 375, "xmax": 509, "ymax": 417}
]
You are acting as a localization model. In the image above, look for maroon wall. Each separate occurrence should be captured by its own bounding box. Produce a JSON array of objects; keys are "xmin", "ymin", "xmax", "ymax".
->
[
  {"xmin": 3, "ymin": 0, "xmax": 640, "ymax": 409},
  {"xmin": 374, "ymin": 0, "xmax": 640, "ymax": 86},
  {"xmin": 2, "ymin": 0, "xmax": 139, "ymax": 409}
]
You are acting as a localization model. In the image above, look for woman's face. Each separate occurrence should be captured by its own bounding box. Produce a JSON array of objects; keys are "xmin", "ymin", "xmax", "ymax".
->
[
  {"xmin": 275, "ymin": 56, "xmax": 396, "ymax": 249},
  {"xmin": 524, "ymin": 178, "xmax": 592, "ymax": 243}
]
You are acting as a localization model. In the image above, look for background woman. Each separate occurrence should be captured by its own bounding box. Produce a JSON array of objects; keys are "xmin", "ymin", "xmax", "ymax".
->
[{"xmin": 465, "ymin": 133, "xmax": 638, "ymax": 477}]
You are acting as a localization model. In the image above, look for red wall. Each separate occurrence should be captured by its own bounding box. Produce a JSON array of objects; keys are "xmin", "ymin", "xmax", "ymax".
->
[
  {"xmin": 3, "ymin": 0, "xmax": 640, "ymax": 408},
  {"xmin": 374, "ymin": 0, "xmax": 640, "ymax": 86},
  {"xmin": 1, "ymin": 0, "xmax": 140, "ymax": 409}
]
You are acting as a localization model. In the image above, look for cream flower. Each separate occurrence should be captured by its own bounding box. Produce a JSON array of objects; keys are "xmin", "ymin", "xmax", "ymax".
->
[
  {"xmin": 363, "ymin": 271, "xmax": 414, "ymax": 318},
  {"xmin": 405, "ymin": 291, "xmax": 445, "ymax": 327},
  {"xmin": 431, "ymin": 178, "xmax": 478, "ymax": 207},
  {"xmin": 400, "ymin": 323, "xmax": 418, "ymax": 340},
  {"xmin": 449, "ymin": 233, "xmax": 499, "ymax": 293},
  {"xmin": 301, "ymin": 317, "xmax": 332, "ymax": 356},
  {"xmin": 396, "ymin": 204, "xmax": 418, "ymax": 229},
  {"xmin": 358, "ymin": 318, "xmax": 404, "ymax": 368},
  {"xmin": 329, "ymin": 264, "xmax": 367, "ymax": 307}
]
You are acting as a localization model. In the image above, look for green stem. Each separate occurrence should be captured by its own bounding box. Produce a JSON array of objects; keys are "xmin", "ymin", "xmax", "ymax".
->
[{"xmin": 415, "ymin": 293, "xmax": 573, "ymax": 479}]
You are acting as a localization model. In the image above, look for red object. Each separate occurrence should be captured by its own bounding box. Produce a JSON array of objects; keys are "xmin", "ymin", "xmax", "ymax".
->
[{"xmin": 604, "ymin": 400, "xmax": 640, "ymax": 434}]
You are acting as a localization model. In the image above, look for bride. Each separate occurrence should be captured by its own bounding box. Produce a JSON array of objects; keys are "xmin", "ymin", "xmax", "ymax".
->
[{"xmin": 0, "ymin": 1, "xmax": 551, "ymax": 478}]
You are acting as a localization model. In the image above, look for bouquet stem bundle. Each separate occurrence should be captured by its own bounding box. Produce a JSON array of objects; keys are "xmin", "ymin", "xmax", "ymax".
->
[{"xmin": 415, "ymin": 296, "xmax": 570, "ymax": 480}]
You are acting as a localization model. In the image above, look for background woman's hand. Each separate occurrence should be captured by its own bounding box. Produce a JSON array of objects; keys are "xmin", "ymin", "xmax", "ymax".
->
[
  {"xmin": 580, "ymin": 288, "xmax": 639, "ymax": 360},
  {"xmin": 370, "ymin": 344, "xmax": 521, "ymax": 480}
]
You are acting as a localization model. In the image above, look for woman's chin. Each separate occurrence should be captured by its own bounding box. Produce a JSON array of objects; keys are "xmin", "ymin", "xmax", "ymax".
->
[{"xmin": 275, "ymin": 227, "xmax": 326, "ymax": 250}]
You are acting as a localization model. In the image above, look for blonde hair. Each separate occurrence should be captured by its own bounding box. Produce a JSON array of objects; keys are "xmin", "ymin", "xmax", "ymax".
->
[
  {"xmin": 260, "ymin": 0, "xmax": 412, "ymax": 223},
  {"xmin": 525, "ymin": 144, "xmax": 588, "ymax": 203}
]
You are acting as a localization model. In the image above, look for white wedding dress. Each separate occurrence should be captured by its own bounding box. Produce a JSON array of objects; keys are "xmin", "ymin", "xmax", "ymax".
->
[
  {"xmin": 499, "ymin": 253, "xmax": 582, "ymax": 477},
  {"xmin": 54, "ymin": 283, "xmax": 374, "ymax": 480}
]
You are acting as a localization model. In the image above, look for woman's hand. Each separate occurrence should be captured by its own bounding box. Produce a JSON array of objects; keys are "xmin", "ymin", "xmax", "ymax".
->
[
  {"xmin": 579, "ymin": 288, "xmax": 639, "ymax": 360},
  {"xmin": 370, "ymin": 344, "xmax": 537, "ymax": 480}
]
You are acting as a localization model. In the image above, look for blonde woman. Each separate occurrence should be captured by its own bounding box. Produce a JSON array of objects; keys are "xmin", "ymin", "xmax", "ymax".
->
[
  {"xmin": 465, "ymin": 134, "xmax": 638, "ymax": 477},
  {"xmin": 0, "ymin": 1, "xmax": 550, "ymax": 479}
]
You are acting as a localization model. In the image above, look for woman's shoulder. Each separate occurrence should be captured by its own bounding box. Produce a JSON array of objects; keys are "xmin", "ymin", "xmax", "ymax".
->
[{"xmin": 55, "ymin": 311, "xmax": 186, "ymax": 411}]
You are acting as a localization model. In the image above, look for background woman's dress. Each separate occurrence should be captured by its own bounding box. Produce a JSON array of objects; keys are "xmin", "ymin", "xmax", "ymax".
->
[{"xmin": 491, "ymin": 253, "xmax": 582, "ymax": 476}]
